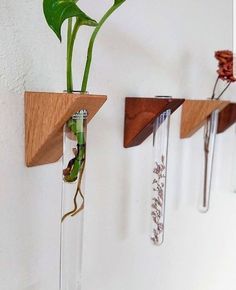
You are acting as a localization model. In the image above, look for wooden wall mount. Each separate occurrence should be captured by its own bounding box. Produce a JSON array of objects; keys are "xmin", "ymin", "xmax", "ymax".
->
[
  {"xmin": 124, "ymin": 97, "xmax": 185, "ymax": 148},
  {"xmin": 25, "ymin": 91, "xmax": 107, "ymax": 167},
  {"xmin": 217, "ymin": 103, "xmax": 236, "ymax": 134},
  {"xmin": 180, "ymin": 100, "xmax": 230, "ymax": 138}
]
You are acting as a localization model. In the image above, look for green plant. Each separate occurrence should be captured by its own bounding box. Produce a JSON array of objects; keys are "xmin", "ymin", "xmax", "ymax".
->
[
  {"xmin": 43, "ymin": 0, "xmax": 126, "ymax": 93},
  {"xmin": 43, "ymin": 0, "xmax": 126, "ymax": 222}
]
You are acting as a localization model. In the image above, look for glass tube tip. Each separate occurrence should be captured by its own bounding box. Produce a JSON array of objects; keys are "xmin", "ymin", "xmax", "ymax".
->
[
  {"xmin": 155, "ymin": 96, "xmax": 172, "ymax": 99},
  {"xmin": 199, "ymin": 206, "xmax": 209, "ymax": 214},
  {"xmin": 72, "ymin": 110, "xmax": 88, "ymax": 120}
]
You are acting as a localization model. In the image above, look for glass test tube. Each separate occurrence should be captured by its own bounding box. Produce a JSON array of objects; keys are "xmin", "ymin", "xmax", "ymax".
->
[
  {"xmin": 150, "ymin": 108, "xmax": 171, "ymax": 246},
  {"xmin": 199, "ymin": 110, "xmax": 219, "ymax": 213},
  {"xmin": 60, "ymin": 110, "xmax": 87, "ymax": 290}
]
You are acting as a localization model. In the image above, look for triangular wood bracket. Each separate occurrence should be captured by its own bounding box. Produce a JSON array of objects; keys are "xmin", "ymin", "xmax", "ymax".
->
[
  {"xmin": 217, "ymin": 103, "xmax": 236, "ymax": 134},
  {"xmin": 124, "ymin": 97, "xmax": 185, "ymax": 148},
  {"xmin": 180, "ymin": 100, "xmax": 230, "ymax": 138},
  {"xmin": 25, "ymin": 91, "xmax": 107, "ymax": 167}
]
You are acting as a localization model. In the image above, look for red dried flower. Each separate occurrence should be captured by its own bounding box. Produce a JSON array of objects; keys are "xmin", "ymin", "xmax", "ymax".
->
[{"xmin": 215, "ymin": 50, "xmax": 236, "ymax": 82}]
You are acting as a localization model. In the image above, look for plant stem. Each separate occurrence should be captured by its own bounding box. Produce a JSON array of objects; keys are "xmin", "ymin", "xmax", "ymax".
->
[
  {"xmin": 211, "ymin": 77, "xmax": 219, "ymax": 99},
  {"xmin": 216, "ymin": 82, "xmax": 231, "ymax": 100},
  {"xmin": 81, "ymin": 3, "xmax": 123, "ymax": 92},
  {"xmin": 67, "ymin": 18, "xmax": 81, "ymax": 93},
  {"xmin": 211, "ymin": 76, "xmax": 232, "ymax": 100},
  {"xmin": 203, "ymin": 118, "xmax": 211, "ymax": 208},
  {"xmin": 62, "ymin": 116, "xmax": 87, "ymax": 222},
  {"xmin": 67, "ymin": 18, "xmax": 73, "ymax": 92}
]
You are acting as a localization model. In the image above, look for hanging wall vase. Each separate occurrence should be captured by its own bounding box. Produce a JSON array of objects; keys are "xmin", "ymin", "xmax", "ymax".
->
[
  {"xmin": 61, "ymin": 109, "xmax": 87, "ymax": 290},
  {"xmin": 180, "ymin": 99, "xmax": 229, "ymax": 212},
  {"xmin": 25, "ymin": 91, "xmax": 107, "ymax": 290},
  {"xmin": 151, "ymin": 108, "xmax": 171, "ymax": 245},
  {"xmin": 201, "ymin": 110, "xmax": 219, "ymax": 212},
  {"xmin": 124, "ymin": 97, "xmax": 184, "ymax": 245}
]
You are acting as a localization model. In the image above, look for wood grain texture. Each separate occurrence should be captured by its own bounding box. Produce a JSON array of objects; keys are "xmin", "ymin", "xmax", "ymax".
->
[
  {"xmin": 217, "ymin": 103, "xmax": 236, "ymax": 133},
  {"xmin": 180, "ymin": 100, "xmax": 230, "ymax": 138},
  {"xmin": 124, "ymin": 97, "xmax": 185, "ymax": 148},
  {"xmin": 25, "ymin": 91, "xmax": 107, "ymax": 167}
]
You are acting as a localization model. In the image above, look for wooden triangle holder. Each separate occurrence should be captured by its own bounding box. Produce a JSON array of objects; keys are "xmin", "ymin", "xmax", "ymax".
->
[
  {"xmin": 25, "ymin": 91, "xmax": 107, "ymax": 167},
  {"xmin": 124, "ymin": 97, "xmax": 185, "ymax": 148},
  {"xmin": 180, "ymin": 100, "xmax": 230, "ymax": 138},
  {"xmin": 217, "ymin": 103, "xmax": 236, "ymax": 134}
]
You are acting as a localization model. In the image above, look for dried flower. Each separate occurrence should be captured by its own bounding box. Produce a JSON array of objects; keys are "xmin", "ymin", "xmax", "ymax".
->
[
  {"xmin": 215, "ymin": 50, "xmax": 236, "ymax": 83},
  {"xmin": 151, "ymin": 159, "xmax": 166, "ymax": 245}
]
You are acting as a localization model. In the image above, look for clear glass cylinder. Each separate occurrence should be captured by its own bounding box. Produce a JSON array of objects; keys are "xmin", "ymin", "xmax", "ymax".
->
[
  {"xmin": 60, "ymin": 110, "xmax": 87, "ymax": 290},
  {"xmin": 150, "ymin": 108, "xmax": 171, "ymax": 246},
  {"xmin": 199, "ymin": 110, "xmax": 219, "ymax": 213}
]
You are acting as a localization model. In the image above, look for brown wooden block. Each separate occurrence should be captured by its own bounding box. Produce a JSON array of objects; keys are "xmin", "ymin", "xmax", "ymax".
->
[
  {"xmin": 217, "ymin": 103, "xmax": 236, "ymax": 134},
  {"xmin": 25, "ymin": 91, "xmax": 107, "ymax": 167},
  {"xmin": 180, "ymin": 100, "xmax": 230, "ymax": 139},
  {"xmin": 124, "ymin": 97, "xmax": 185, "ymax": 148}
]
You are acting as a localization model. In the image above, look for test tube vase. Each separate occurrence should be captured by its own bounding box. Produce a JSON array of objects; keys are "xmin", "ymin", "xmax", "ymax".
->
[
  {"xmin": 151, "ymin": 108, "xmax": 171, "ymax": 245},
  {"xmin": 24, "ymin": 91, "xmax": 107, "ymax": 290},
  {"xmin": 124, "ymin": 96, "xmax": 184, "ymax": 245},
  {"xmin": 180, "ymin": 99, "xmax": 229, "ymax": 212},
  {"xmin": 200, "ymin": 110, "xmax": 219, "ymax": 212},
  {"xmin": 60, "ymin": 109, "xmax": 88, "ymax": 290}
]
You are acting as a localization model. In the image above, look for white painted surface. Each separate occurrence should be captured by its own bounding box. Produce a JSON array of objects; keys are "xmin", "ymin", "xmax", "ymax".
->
[{"xmin": 0, "ymin": 0, "xmax": 236, "ymax": 290}]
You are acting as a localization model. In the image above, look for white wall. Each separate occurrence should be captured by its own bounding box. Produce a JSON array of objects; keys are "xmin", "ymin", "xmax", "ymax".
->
[{"xmin": 0, "ymin": 0, "xmax": 236, "ymax": 290}]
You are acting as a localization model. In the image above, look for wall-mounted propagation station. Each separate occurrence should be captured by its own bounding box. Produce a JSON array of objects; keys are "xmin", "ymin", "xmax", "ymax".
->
[
  {"xmin": 180, "ymin": 99, "xmax": 230, "ymax": 212},
  {"xmin": 24, "ymin": 0, "xmax": 127, "ymax": 289},
  {"xmin": 124, "ymin": 96, "xmax": 184, "ymax": 246}
]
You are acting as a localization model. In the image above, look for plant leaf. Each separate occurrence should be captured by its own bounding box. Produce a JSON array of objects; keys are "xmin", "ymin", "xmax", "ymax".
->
[
  {"xmin": 43, "ymin": 0, "xmax": 97, "ymax": 41},
  {"xmin": 114, "ymin": 0, "xmax": 126, "ymax": 5}
]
